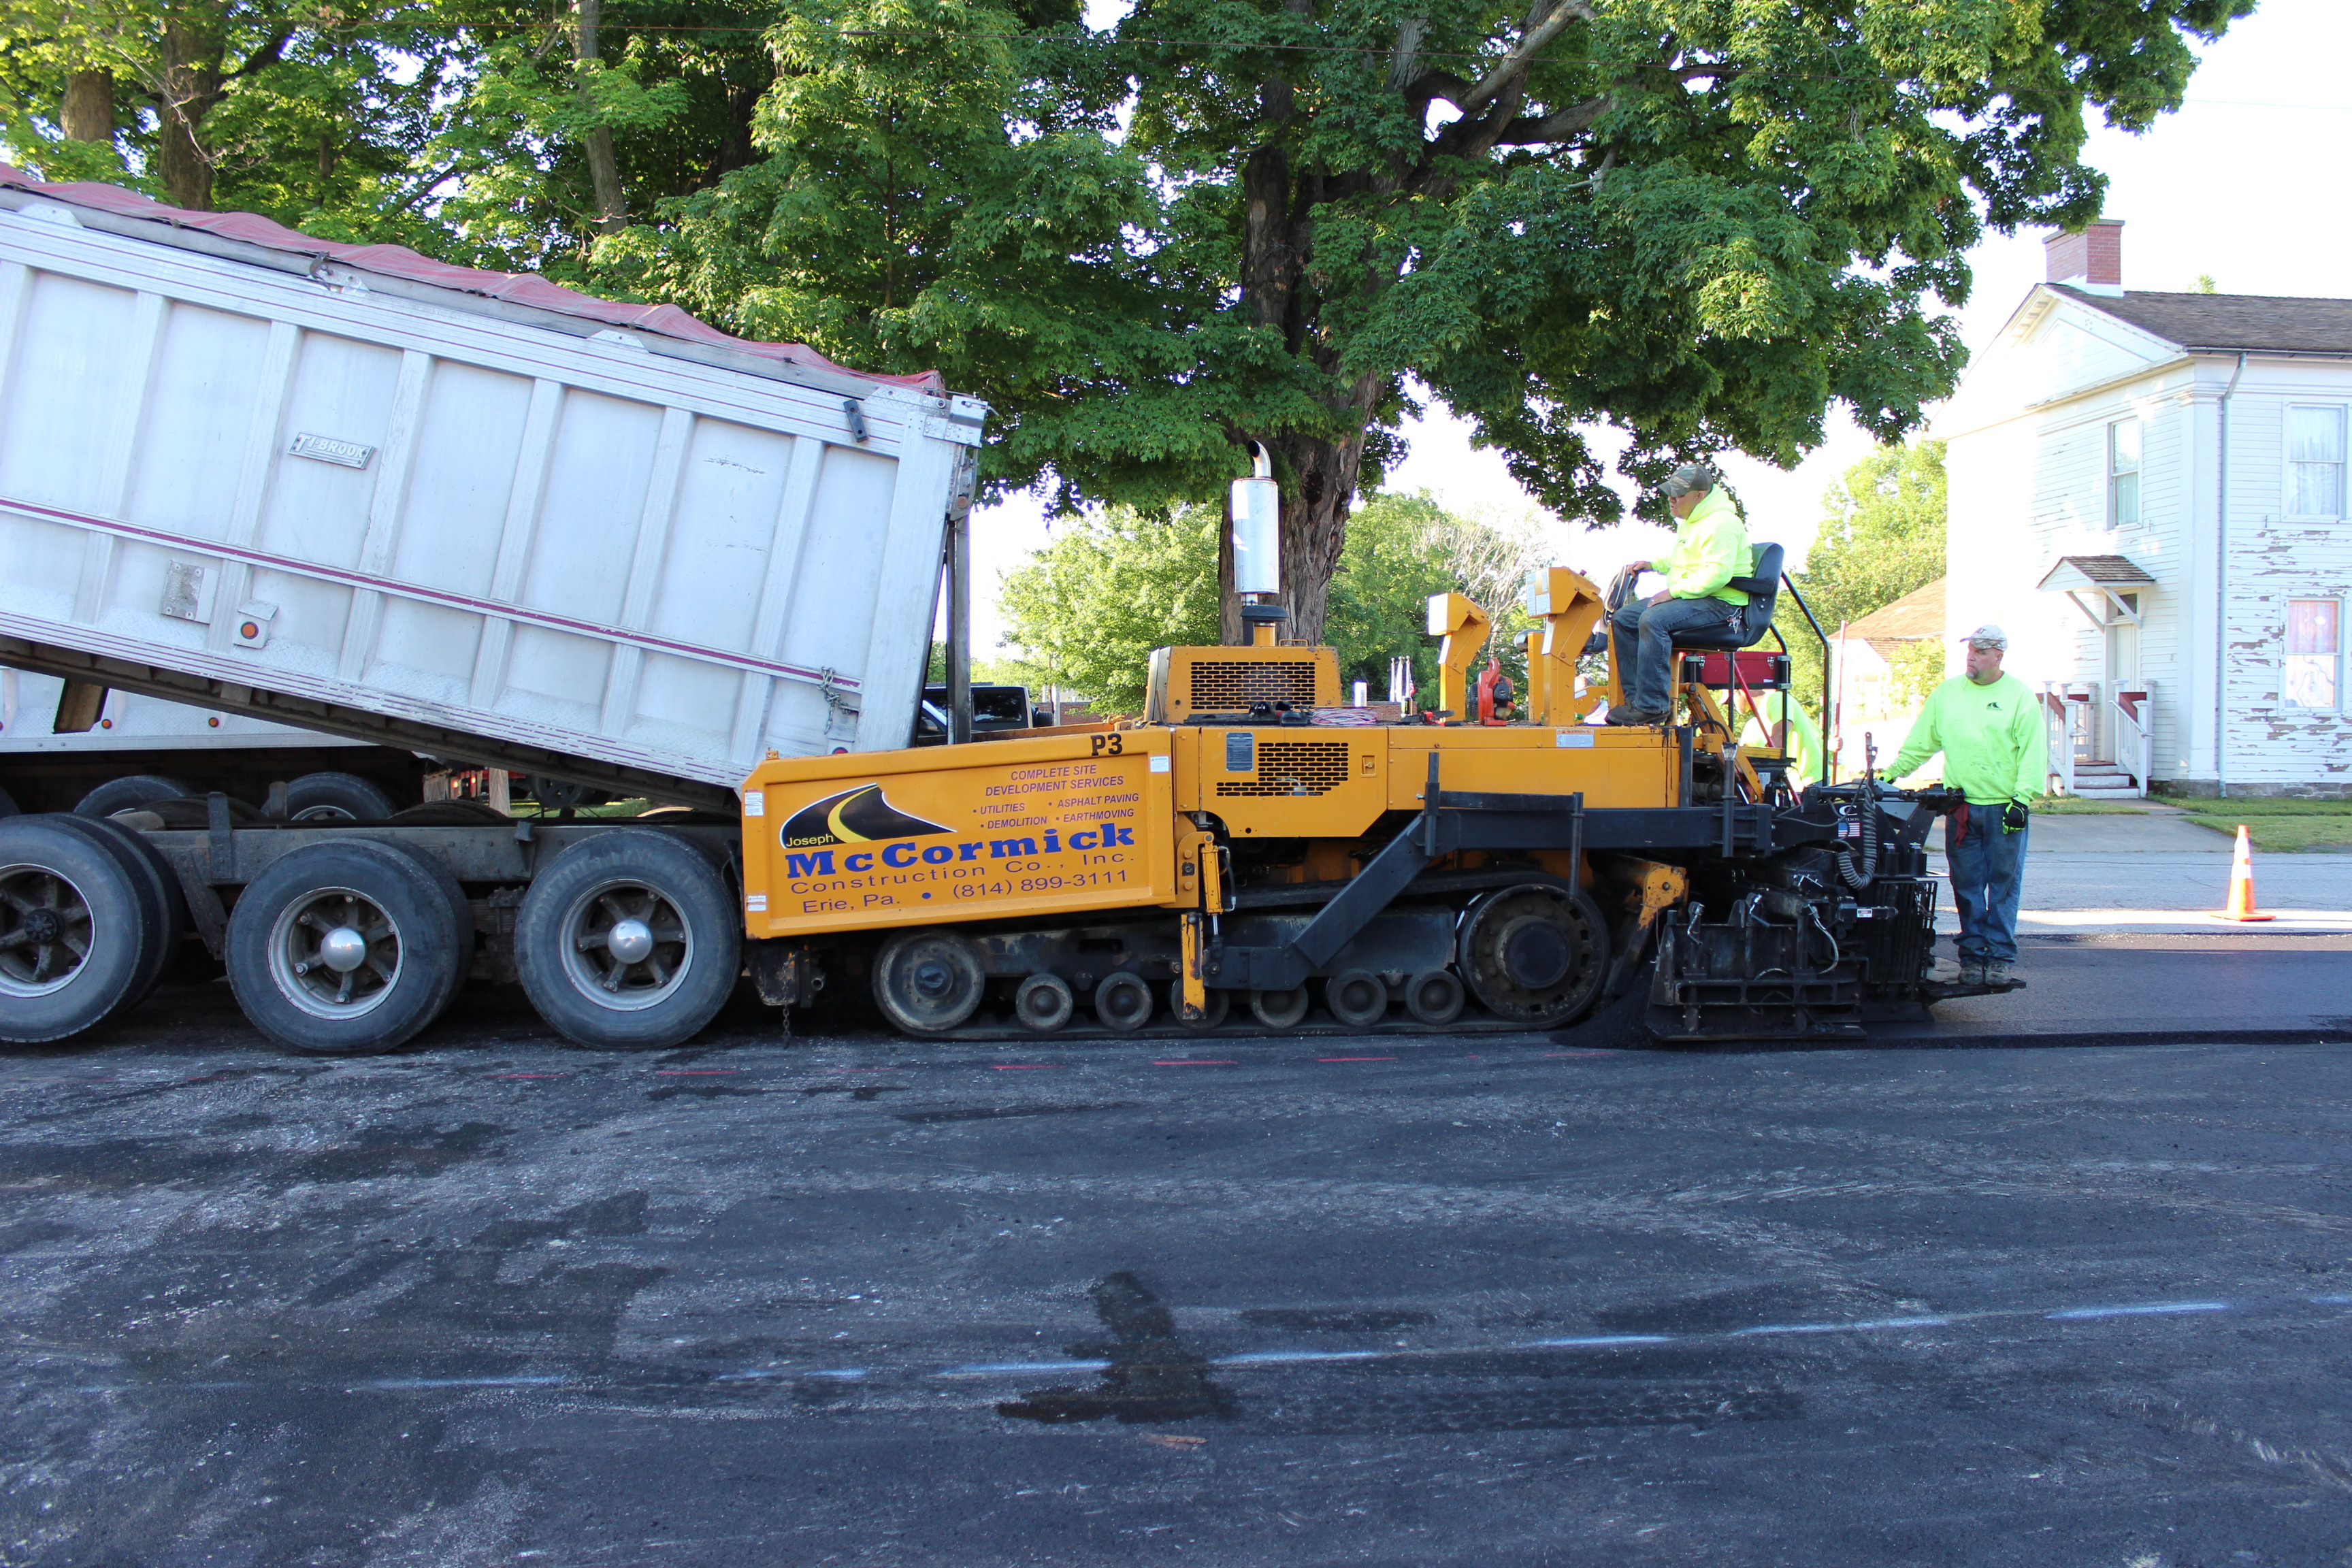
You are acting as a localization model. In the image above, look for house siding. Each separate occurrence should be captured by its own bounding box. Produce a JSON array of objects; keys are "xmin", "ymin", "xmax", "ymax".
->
[
  {"xmin": 2219, "ymin": 381, "xmax": 2352, "ymax": 789},
  {"xmin": 1936, "ymin": 284, "xmax": 2352, "ymax": 796}
]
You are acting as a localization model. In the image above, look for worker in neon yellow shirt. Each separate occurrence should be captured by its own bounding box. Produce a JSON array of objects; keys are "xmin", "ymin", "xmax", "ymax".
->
[
  {"xmin": 1607, "ymin": 464, "xmax": 1748, "ymax": 725},
  {"xmin": 1884, "ymin": 625, "xmax": 2047, "ymax": 985}
]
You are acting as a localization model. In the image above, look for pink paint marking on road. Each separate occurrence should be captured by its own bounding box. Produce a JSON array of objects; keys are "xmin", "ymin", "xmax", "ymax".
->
[
  {"xmin": 1318, "ymin": 1056, "xmax": 1396, "ymax": 1063},
  {"xmin": 655, "ymin": 1069, "xmax": 740, "ymax": 1076},
  {"xmin": 992, "ymin": 1064, "xmax": 1056, "ymax": 1071}
]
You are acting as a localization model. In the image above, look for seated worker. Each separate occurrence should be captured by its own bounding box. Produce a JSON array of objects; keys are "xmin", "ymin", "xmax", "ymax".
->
[{"xmin": 1607, "ymin": 464, "xmax": 1750, "ymax": 725}]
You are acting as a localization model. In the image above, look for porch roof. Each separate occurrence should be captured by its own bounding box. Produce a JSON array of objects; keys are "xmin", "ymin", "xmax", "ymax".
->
[{"xmin": 2037, "ymin": 555, "xmax": 2156, "ymax": 593}]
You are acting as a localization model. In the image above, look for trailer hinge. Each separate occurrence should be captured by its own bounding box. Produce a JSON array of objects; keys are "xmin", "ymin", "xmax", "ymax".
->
[{"xmin": 817, "ymin": 667, "xmax": 857, "ymax": 741}]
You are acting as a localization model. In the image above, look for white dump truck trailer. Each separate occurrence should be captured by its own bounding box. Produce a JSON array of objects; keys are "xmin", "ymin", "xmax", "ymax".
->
[{"xmin": 0, "ymin": 167, "xmax": 987, "ymax": 1052}]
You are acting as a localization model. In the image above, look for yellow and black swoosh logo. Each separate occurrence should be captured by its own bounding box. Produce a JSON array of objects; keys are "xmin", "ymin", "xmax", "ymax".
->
[{"xmin": 781, "ymin": 785, "xmax": 952, "ymax": 849}]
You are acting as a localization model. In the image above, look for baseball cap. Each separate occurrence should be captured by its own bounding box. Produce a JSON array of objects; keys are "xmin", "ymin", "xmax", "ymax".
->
[
  {"xmin": 1961, "ymin": 623, "xmax": 2007, "ymax": 649},
  {"xmin": 1663, "ymin": 463, "xmax": 1718, "ymax": 498}
]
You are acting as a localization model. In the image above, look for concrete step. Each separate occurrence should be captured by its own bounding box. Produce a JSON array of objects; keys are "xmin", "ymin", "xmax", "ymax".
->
[{"xmin": 2067, "ymin": 786, "xmax": 2145, "ymax": 800}]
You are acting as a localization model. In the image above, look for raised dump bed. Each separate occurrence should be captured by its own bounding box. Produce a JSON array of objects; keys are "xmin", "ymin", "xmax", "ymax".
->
[{"xmin": 0, "ymin": 167, "xmax": 985, "ymax": 815}]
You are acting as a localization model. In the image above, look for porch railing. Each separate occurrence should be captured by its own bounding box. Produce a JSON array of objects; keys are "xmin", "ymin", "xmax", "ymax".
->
[
  {"xmin": 2040, "ymin": 684, "xmax": 2090, "ymax": 795},
  {"xmin": 2113, "ymin": 683, "xmax": 2153, "ymax": 798}
]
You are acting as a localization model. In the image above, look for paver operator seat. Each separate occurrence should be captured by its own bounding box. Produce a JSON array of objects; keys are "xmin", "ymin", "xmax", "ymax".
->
[{"xmin": 1667, "ymin": 542, "xmax": 1784, "ymax": 653}]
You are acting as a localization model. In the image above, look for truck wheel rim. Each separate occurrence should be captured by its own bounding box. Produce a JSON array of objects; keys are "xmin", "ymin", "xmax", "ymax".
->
[
  {"xmin": 561, "ymin": 879, "xmax": 693, "ymax": 1012},
  {"xmin": 0, "ymin": 864, "xmax": 93, "ymax": 998},
  {"xmin": 269, "ymin": 887, "xmax": 401, "ymax": 1019}
]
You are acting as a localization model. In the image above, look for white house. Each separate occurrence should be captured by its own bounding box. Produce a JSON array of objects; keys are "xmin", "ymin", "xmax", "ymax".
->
[
  {"xmin": 1936, "ymin": 221, "xmax": 2351, "ymax": 798},
  {"xmin": 1833, "ymin": 576, "xmax": 1944, "ymax": 757}
]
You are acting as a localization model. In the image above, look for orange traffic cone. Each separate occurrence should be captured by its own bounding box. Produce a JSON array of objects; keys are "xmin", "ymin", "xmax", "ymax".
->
[{"xmin": 2213, "ymin": 824, "xmax": 2274, "ymax": 922}]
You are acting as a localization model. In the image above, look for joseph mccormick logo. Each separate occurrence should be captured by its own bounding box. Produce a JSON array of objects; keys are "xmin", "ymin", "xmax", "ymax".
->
[
  {"xmin": 783, "ymin": 784, "xmax": 952, "ymax": 849},
  {"xmin": 779, "ymin": 783, "xmax": 1132, "ymax": 879}
]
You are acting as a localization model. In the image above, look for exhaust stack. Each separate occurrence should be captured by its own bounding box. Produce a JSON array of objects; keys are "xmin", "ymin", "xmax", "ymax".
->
[{"xmin": 1231, "ymin": 442, "xmax": 1286, "ymax": 645}]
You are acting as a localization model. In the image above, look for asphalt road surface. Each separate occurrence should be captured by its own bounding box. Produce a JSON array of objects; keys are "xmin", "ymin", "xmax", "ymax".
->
[{"xmin": 5, "ymin": 941, "xmax": 2352, "ymax": 1567}]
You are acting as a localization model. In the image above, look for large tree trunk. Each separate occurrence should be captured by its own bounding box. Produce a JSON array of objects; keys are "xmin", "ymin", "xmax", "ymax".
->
[
  {"xmin": 1235, "ymin": 137, "xmax": 1382, "ymax": 649},
  {"xmin": 1223, "ymin": 10, "xmax": 1562, "ymax": 647},
  {"xmin": 155, "ymin": 16, "xmax": 222, "ymax": 210},
  {"xmin": 61, "ymin": 69, "xmax": 114, "ymax": 144},
  {"xmin": 576, "ymin": 0, "xmax": 627, "ymax": 235}
]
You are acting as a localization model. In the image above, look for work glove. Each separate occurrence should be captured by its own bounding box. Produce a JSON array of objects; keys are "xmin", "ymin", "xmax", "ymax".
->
[{"xmin": 2002, "ymin": 800, "xmax": 2029, "ymax": 834}]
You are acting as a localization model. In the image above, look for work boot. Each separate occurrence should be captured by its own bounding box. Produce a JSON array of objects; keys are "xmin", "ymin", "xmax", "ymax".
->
[
  {"xmin": 1605, "ymin": 705, "xmax": 1667, "ymax": 726},
  {"xmin": 1921, "ymin": 955, "xmax": 1961, "ymax": 983},
  {"xmin": 1957, "ymin": 957, "xmax": 1987, "ymax": 985},
  {"xmin": 1982, "ymin": 960, "xmax": 2013, "ymax": 985}
]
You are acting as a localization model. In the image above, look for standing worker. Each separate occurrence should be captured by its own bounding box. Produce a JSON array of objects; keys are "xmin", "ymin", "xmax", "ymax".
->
[
  {"xmin": 1882, "ymin": 625, "xmax": 2047, "ymax": 984},
  {"xmin": 1607, "ymin": 464, "xmax": 1749, "ymax": 725}
]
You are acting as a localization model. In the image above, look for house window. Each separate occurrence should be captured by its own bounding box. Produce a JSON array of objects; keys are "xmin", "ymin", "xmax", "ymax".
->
[
  {"xmin": 2106, "ymin": 419, "xmax": 2140, "ymax": 528},
  {"xmin": 2285, "ymin": 598, "xmax": 2342, "ymax": 710},
  {"xmin": 2287, "ymin": 406, "xmax": 2347, "ymax": 518}
]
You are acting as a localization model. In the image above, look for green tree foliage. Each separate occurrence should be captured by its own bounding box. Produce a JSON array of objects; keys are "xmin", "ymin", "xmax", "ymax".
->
[
  {"xmin": 5, "ymin": 0, "xmax": 2246, "ymax": 648},
  {"xmin": 1887, "ymin": 638, "xmax": 1948, "ymax": 709},
  {"xmin": 0, "ymin": 0, "xmax": 764, "ymax": 273},
  {"xmin": 606, "ymin": 0, "xmax": 2249, "ymax": 647},
  {"xmin": 1324, "ymin": 492, "xmax": 1542, "ymax": 699},
  {"xmin": 0, "ymin": 0, "xmax": 454, "ymax": 212},
  {"xmin": 998, "ymin": 491, "xmax": 1538, "ymax": 713},
  {"xmin": 996, "ymin": 504, "xmax": 1225, "ymax": 715},
  {"xmin": 1778, "ymin": 438, "xmax": 1948, "ymax": 708}
]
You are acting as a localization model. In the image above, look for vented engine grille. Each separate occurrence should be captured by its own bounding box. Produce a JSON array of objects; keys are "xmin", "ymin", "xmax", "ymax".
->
[
  {"xmin": 1189, "ymin": 659, "xmax": 1319, "ymax": 712},
  {"xmin": 1216, "ymin": 740, "xmax": 1352, "ymax": 798}
]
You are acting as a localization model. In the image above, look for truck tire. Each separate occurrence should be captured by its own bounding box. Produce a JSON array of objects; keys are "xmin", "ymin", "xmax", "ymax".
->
[
  {"xmin": 1324, "ymin": 968, "xmax": 1389, "ymax": 1029},
  {"xmin": 869, "ymin": 928, "xmax": 985, "ymax": 1036},
  {"xmin": 0, "ymin": 783, "xmax": 18, "ymax": 819},
  {"xmin": 226, "ymin": 840, "xmax": 470, "ymax": 1055},
  {"xmin": 1093, "ymin": 972, "xmax": 1154, "ymax": 1032},
  {"xmin": 74, "ymin": 774, "xmax": 193, "ymax": 819},
  {"xmin": 285, "ymin": 772, "xmax": 399, "ymax": 823},
  {"xmin": 516, "ymin": 829, "xmax": 740, "ymax": 1050},
  {"xmin": 0, "ymin": 817, "xmax": 153, "ymax": 1043},
  {"xmin": 48, "ymin": 815, "xmax": 185, "ymax": 1014},
  {"xmin": 1456, "ymin": 881, "xmax": 1611, "ymax": 1027}
]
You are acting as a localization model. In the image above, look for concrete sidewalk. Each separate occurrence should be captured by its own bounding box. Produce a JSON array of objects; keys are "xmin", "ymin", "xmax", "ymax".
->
[{"xmin": 1924, "ymin": 809, "xmax": 2352, "ymax": 936}]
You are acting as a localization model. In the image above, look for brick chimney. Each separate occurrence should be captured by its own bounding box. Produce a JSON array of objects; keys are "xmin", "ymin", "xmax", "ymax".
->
[{"xmin": 2044, "ymin": 220, "xmax": 2124, "ymax": 297}]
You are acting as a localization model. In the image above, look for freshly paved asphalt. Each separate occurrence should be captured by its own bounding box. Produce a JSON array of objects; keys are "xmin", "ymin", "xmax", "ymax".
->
[{"xmin": 4, "ymin": 945, "xmax": 2352, "ymax": 1567}]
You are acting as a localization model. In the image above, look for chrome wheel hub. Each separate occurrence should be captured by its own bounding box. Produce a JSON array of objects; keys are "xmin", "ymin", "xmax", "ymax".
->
[
  {"xmin": 563, "ymin": 882, "xmax": 692, "ymax": 1011},
  {"xmin": 0, "ymin": 864, "xmax": 93, "ymax": 998},
  {"xmin": 270, "ymin": 888, "xmax": 400, "ymax": 1018}
]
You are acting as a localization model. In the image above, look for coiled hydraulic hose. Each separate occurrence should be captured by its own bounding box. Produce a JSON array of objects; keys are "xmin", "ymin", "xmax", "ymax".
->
[{"xmin": 1834, "ymin": 781, "xmax": 1880, "ymax": 892}]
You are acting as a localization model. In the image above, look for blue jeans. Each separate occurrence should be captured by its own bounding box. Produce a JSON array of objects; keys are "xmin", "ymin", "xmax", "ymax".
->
[
  {"xmin": 1948, "ymin": 807, "xmax": 2028, "ymax": 963},
  {"xmin": 1610, "ymin": 596, "xmax": 1744, "ymax": 713}
]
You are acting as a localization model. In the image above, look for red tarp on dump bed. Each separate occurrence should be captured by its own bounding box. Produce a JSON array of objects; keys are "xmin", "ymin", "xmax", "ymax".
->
[{"xmin": 0, "ymin": 164, "xmax": 943, "ymax": 393}]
